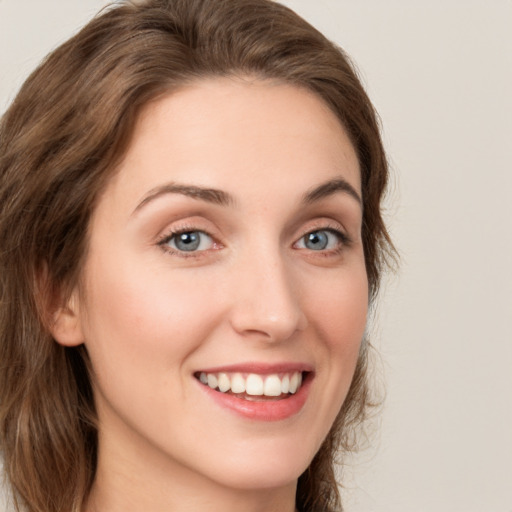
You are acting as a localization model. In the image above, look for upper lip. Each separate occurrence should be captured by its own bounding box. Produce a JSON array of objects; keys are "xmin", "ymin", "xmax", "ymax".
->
[{"xmin": 195, "ymin": 362, "xmax": 314, "ymax": 375}]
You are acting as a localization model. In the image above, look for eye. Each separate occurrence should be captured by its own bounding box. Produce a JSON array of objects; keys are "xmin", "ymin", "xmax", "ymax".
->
[
  {"xmin": 295, "ymin": 229, "xmax": 345, "ymax": 251},
  {"xmin": 160, "ymin": 230, "xmax": 214, "ymax": 253}
]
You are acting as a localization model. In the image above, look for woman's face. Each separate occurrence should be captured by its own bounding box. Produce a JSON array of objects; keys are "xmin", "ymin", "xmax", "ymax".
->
[{"xmin": 66, "ymin": 78, "xmax": 367, "ymax": 495}]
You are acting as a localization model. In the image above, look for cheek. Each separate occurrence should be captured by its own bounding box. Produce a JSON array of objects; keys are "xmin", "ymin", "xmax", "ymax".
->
[
  {"xmin": 308, "ymin": 265, "xmax": 368, "ymax": 348},
  {"xmin": 304, "ymin": 264, "xmax": 368, "ymax": 396},
  {"xmin": 281, "ymin": 263, "xmax": 368, "ymax": 457},
  {"xmin": 79, "ymin": 255, "xmax": 223, "ymax": 383}
]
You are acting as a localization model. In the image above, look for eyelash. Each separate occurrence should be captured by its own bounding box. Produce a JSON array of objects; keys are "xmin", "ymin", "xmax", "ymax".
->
[
  {"xmin": 157, "ymin": 226, "xmax": 219, "ymax": 258},
  {"xmin": 294, "ymin": 224, "xmax": 352, "ymax": 255},
  {"xmin": 157, "ymin": 223, "xmax": 351, "ymax": 258}
]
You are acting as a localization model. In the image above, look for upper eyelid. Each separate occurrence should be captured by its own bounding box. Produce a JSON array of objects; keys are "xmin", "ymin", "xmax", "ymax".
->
[
  {"xmin": 157, "ymin": 227, "xmax": 216, "ymax": 245},
  {"xmin": 155, "ymin": 217, "xmax": 218, "ymax": 240},
  {"xmin": 157, "ymin": 217, "xmax": 347, "ymax": 235},
  {"xmin": 295, "ymin": 219, "xmax": 348, "ymax": 238},
  {"xmin": 294, "ymin": 227, "xmax": 350, "ymax": 247}
]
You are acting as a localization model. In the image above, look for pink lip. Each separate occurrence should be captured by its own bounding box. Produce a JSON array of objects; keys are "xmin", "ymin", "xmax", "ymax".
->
[
  {"xmin": 195, "ymin": 365, "xmax": 314, "ymax": 422},
  {"xmin": 196, "ymin": 362, "xmax": 314, "ymax": 375}
]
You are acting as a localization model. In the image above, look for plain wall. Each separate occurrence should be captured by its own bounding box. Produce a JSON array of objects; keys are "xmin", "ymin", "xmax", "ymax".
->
[{"xmin": 1, "ymin": 1, "xmax": 511, "ymax": 511}]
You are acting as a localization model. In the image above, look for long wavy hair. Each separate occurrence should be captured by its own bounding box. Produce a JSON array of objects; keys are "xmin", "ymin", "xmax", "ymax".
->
[{"xmin": 0, "ymin": 1, "xmax": 395, "ymax": 511}]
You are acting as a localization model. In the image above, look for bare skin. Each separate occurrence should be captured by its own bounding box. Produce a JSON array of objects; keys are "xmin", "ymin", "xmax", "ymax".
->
[{"xmin": 52, "ymin": 77, "xmax": 367, "ymax": 512}]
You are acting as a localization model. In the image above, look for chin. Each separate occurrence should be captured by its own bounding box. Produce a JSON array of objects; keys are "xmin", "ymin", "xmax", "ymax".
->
[
  {"xmin": 195, "ymin": 438, "xmax": 317, "ymax": 492},
  {"xmin": 210, "ymin": 463, "xmax": 304, "ymax": 493}
]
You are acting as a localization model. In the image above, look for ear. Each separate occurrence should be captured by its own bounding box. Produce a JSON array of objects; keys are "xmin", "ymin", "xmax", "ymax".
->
[{"xmin": 50, "ymin": 290, "xmax": 85, "ymax": 347}]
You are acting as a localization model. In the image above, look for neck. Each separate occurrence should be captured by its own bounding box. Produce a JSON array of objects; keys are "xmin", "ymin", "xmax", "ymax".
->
[
  {"xmin": 85, "ymin": 466, "xmax": 297, "ymax": 512},
  {"xmin": 84, "ymin": 421, "xmax": 298, "ymax": 512}
]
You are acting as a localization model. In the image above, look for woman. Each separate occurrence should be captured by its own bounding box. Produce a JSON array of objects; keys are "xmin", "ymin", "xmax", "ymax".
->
[{"xmin": 0, "ymin": 0, "xmax": 394, "ymax": 511}]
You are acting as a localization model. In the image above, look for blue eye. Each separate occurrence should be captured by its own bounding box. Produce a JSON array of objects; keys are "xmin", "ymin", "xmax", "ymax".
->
[
  {"xmin": 297, "ymin": 229, "xmax": 343, "ymax": 251},
  {"xmin": 163, "ymin": 231, "xmax": 213, "ymax": 252}
]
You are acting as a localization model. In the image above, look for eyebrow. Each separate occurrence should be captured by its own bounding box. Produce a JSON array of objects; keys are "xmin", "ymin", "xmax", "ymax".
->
[
  {"xmin": 302, "ymin": 178, "xmax": 362, "ymax": 207},
  {"xmin": 133, "ymin": 183, "xmax": 234, "ymax": 214},
  {"xmin": 132, "ymin": 176, "xmax": 361, "ymax": 215}
]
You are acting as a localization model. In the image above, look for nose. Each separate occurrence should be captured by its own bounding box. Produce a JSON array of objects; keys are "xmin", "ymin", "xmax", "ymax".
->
[{"xmin": 228, "ymin": 250, "xmax": 308, "ymax": 342}]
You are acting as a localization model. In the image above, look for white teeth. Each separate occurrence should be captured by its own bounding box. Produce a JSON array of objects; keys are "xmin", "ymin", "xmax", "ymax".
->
[
  {"xmin": 263, "ymin": 374, "xmax": 282, "ymax": 397},
  {"xmin": 246, "ymin": 374, "xmax": 264, "ymax": 395},
  {"xmin": 289, "ymin": 372, "xmax": 299, "ymax": 394},
  {"xmin": 231, "ymin": 373, "xmax": 246, "ymax": 394},
  {"xmin": 207, "ymin": 373, "xmax": 218, "ymax": 390},
  {"xmin": 281, "ymin": 374, "xmax": 290, "ymax": 394},
  {"xmin": 217, "ymin": 373, "xmax": 230, "ymax": 392},
  {"xmin": 198, "ymin": 370, "xmax": 304, "ymax": 396}
]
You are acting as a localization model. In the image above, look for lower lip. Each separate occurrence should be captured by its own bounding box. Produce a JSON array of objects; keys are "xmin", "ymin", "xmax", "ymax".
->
[{"xmin": 197, "ymin": 374, "xmax": 312, "ymax": 422}]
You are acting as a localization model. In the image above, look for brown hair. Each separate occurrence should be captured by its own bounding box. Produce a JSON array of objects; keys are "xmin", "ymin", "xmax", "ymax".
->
[{"xmin": 0, "ymin": 1, "xmax": 395, "ymax": 511}]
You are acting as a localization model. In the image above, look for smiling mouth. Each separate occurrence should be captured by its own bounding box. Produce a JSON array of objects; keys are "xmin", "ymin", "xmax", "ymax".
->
[{"xmin": 195, "ymin": 371, "xmax": 307, "ymax": 401}]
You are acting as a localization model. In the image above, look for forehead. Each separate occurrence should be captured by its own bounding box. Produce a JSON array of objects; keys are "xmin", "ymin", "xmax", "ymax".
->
[{"xmin": 102, "ymin": 77, "xmax": 361, "ymax": 213}]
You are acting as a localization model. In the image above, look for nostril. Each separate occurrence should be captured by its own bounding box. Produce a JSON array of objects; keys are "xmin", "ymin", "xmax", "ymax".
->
[{"xmin": 229, "ymin": 308, "xmax": 307, "ymax": 342}]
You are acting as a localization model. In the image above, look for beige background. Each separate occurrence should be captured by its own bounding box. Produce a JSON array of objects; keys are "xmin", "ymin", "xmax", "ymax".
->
[{"xmin": 1, "ymin": 1, "xmax": 511, "ymax": 511}]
